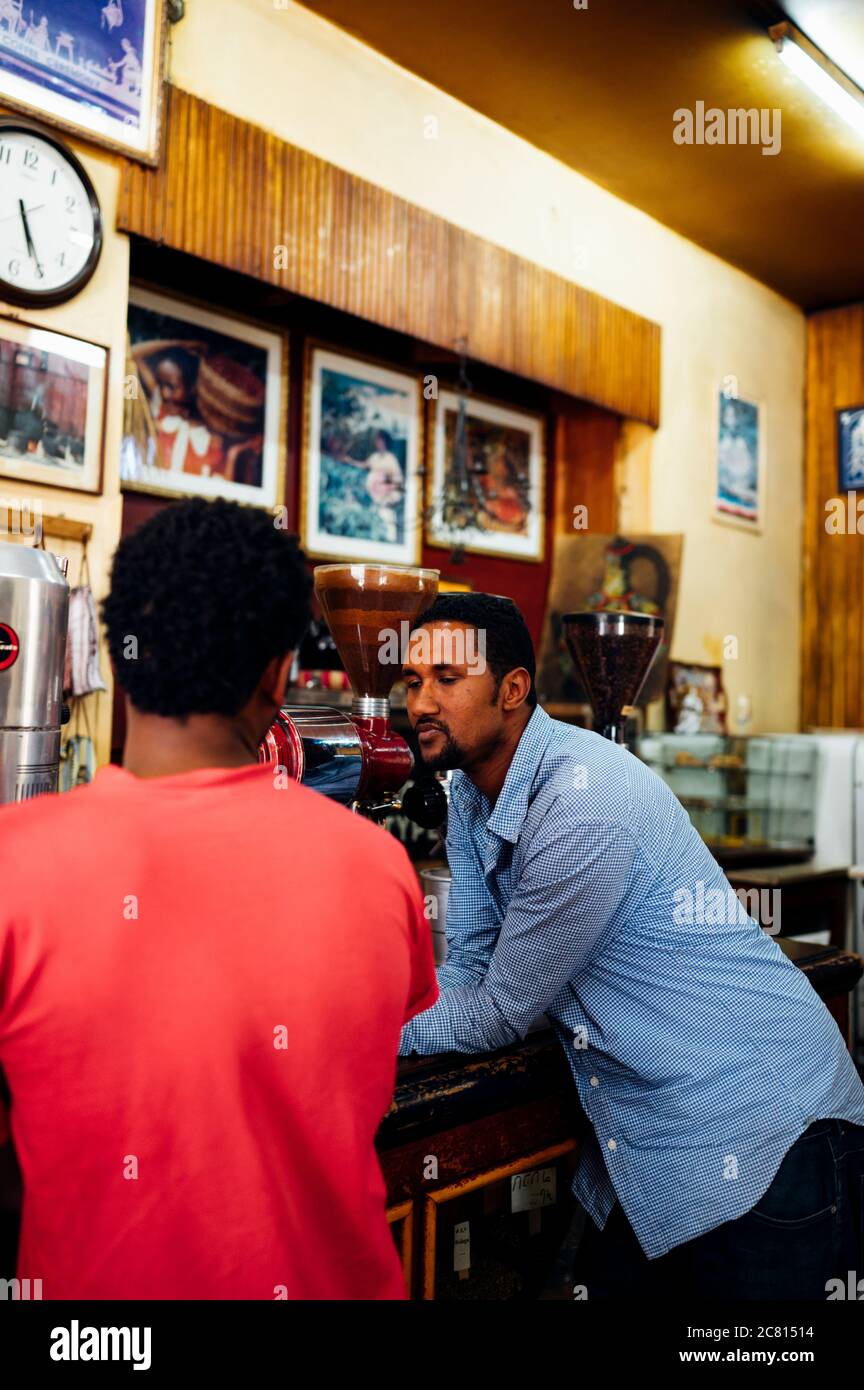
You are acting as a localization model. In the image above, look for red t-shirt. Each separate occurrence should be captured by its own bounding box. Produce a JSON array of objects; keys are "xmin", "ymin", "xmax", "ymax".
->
[{"xmin": 0, "ymin": 763, "xmax": 437, "ymax": 1300}]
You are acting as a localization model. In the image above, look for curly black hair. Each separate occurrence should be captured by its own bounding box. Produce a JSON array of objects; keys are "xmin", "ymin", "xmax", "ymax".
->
[
  {"xmin": 103, "ymin": 498, "xmax": 312, "ymax": 717},
  {"xmin": 409, "ymin": 592, "xmax": 537, "ymax": 709}
]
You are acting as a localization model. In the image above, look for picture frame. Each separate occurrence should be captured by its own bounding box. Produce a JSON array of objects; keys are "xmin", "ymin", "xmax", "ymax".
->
[
  {"xmin": 426, "ymin": 390, "xmax": 545, "ymax": 561},
  {"xmin": 122, "ymin": 286, "xmax": 286, "ymax": 511},
  {"xmin": 712, "ymin": 385, "xmax": 765, "ymax": 532},
  {"xmin": 837, "ymin": 405, "xmax": 864, "ymax": 492},
  {"xmin": 0, "ymin": 317, "xmax": 107, "ymax": 495},
  {"xmin": 301, "ymin": 343, "xmax": 423, "ymax": 565},
  {"xmin": 0, "ymin": 0, "xmax": 168, "ymax": 165},
  {"xmin": 666, "ymin": 660, "xmax": 727, "ymax": 735}
]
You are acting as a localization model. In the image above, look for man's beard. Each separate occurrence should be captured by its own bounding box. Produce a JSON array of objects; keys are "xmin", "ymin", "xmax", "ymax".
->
[{"xmin": 414, "ymin": 724, "xmax": 466, "ymax": 773}]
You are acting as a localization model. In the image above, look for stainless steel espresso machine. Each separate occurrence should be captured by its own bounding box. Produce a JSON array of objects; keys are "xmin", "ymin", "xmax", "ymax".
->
[
  {"xmin": 258, "ymin": 562, "xmax": 443, "ymax": 821},
  {"xmin": 0, "ymin": 543, "xmax": 69, "ymax": 804}
]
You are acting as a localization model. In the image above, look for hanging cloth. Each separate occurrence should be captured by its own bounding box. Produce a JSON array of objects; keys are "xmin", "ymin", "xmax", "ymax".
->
[{"xmin": 67, "ymin": 543, "xmax": 106, "ymax": 699}]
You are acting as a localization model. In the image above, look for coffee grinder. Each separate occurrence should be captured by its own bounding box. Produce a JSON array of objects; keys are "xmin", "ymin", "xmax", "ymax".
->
[
  {"xmin": 562, "ymin": 610, "xmax": 664, "ymax": 744},
  {"xmin": 258, "ymin": 562, "xmax": 442, "ymax": 820}
]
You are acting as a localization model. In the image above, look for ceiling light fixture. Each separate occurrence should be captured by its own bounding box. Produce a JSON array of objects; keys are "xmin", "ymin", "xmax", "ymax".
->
[{"xmin": 770, "ymin": 19, "xmax": 864, "ymax": 139}]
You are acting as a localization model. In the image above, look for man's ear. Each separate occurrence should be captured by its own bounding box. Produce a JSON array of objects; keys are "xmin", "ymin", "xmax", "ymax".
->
[{"xmin": 260, "ymin": 651, "xmax": 295, "ymax": 707}]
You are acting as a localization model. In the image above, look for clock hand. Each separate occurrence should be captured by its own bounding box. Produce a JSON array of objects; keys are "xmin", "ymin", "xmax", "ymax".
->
[
  {"xmin": 0, "ymin": 203, "xmax": 45, "ymax": 224},
  {"xmin": 18, "ymin": 198, "xmax": 44, "ymax": 279}
]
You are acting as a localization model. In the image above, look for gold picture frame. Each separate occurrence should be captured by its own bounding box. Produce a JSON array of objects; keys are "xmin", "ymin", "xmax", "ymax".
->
[{"xmin": 0, "ymin": 0, "xmax": 169, "ymax": 166}]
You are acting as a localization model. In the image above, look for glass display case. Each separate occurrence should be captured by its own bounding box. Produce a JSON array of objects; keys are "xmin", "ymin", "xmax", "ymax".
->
[{"xmin": 638, "ymin": 733, "xmax": 817, "ymax": 866}]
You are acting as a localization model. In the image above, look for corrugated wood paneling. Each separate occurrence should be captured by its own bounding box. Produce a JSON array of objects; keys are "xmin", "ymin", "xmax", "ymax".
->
[
  {"xmin": 802, "ymin": 304, "xmax": 864, "ymax": 729},
  {"xmin": 118, "ymin": 86, "xmax": 660, "ymax": 426}
]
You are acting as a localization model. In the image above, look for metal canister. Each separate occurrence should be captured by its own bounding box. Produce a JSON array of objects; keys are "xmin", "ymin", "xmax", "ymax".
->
[
  {"xmin": 0, "ymin": 543, "xmax": 69, "ymax": 804},
  {"xmin": 419, "ymin": 864, "xmax": 451, "ymax": 964}
]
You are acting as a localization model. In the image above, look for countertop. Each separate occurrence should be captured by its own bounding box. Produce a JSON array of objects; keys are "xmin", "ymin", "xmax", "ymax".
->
[{"xmin": 379, "ymin": 938, "xmax": 864, "ymax": 1147}]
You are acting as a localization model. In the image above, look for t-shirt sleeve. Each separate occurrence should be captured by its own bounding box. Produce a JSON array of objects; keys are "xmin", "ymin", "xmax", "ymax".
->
[{"xmin": 402, "ymin": 868, "xmax": 439, "ymax": 1026}]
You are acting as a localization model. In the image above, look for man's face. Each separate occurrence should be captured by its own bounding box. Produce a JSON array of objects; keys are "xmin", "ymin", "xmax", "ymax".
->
[
  {"xmin": 402, "ymin": 620, "xmax": 504, "ymax": 773},
  {"xmin": 157, "ymin": 359, "xmax": 190, "ymax": 416}
]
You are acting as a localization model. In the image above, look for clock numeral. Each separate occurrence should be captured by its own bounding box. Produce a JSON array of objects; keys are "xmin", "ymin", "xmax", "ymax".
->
[
  {"xmin": 51, "ymin": 168, "xmax": 59, "ymax": 185},
  {"xmin": 56, "ymin": 251, "xmax": 66, "ymax": 267},
  {"xmin": 7, "ymin": 259, "xmax": 21, "ymax": 278},
  {"xmin": 0, "ymin": 145, "xmax": 11, "ymax": 165},
  {"xmin": 23, "ymin": 148, "xmax": 39, "ymax": 170},
  {"xmin": 65, "ymin": 195, "xmax": 77, "ymax": 214}
]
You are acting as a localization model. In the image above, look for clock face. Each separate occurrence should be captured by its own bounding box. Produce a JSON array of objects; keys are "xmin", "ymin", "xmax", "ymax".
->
[{"xmin": 0, "ymin": 122, "xmax": 103, "ymax": 307}]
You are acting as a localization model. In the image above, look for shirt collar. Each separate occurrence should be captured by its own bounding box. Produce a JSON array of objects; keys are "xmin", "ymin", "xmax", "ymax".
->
[{"xmin": 457, "ymin": 704, "xmax": 555, "ymax": 845}]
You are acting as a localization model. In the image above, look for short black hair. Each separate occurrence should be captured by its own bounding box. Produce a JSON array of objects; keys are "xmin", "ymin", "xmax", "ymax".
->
[
  {"xmin": 410, "ymin": 592, "xmax": 537, "ymax": 709},
  {"xmin": 103, "ymin": 498, "xmax": 312, "ymax": 717}
]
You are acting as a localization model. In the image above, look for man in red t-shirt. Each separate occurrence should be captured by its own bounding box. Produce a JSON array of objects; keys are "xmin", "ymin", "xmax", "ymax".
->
[{"xmin": 0, "ymin": 498, "xmax": 437, "ymax": 1300}]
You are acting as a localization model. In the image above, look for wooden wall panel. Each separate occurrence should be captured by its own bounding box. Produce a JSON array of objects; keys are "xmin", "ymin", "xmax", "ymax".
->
[
  {"xmin": 802, "ymin": 305, "xmax": 864, "ymax": 729},
  {"xmin": 118, "ymin": 86, "xmax": 660, "ymax": 426},
  {"xmin": 552, "ymin": 401, "xmax": 620, "ymax": 537}
]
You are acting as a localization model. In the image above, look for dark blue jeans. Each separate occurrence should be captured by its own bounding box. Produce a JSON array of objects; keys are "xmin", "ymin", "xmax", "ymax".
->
[{"xmin": 574, "ymin": 1119, "xmax": 864, "ymax": 1300}]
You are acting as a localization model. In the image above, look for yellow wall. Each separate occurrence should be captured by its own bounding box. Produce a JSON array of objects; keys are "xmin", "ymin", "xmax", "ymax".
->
[
  {"xmin": 0, "ymin": 142, "xmax": 128, "ymax": 763},
  {"xmin": 171, "ymin": 0, "xmax": 806, "ymax": 733}
]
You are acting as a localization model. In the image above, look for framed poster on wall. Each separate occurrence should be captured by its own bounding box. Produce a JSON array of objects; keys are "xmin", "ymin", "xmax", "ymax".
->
[
  {"xmin": 0, "ymin": 0, "xmax": 168, "ymax": 164},
  {"xmin": 837, "ymin": 405, "xmax": 864, "ymax": 491},
  {"xmin": 712, "ymin": 385, "xmax": 765, "ymax": 532},
  {"xmin": 426, "ymin": 391, "xmax": 545, "ymax": 561},
  {"xmin": 301, "ymin": 344, "xmax": 423, "ymax": 565},
  {"xmin": 0, "ymin": 317, "xmax": 106, "ymax": 495},
  {"xmin": 122, "ymin": 286, "xmax": 285, "ymax": 510}
]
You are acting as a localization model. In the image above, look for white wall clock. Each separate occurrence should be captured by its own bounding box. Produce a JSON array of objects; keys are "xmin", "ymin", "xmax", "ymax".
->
[{"xmin": 0, "ymin": 119, "xmax": 103, "ymax": 309}]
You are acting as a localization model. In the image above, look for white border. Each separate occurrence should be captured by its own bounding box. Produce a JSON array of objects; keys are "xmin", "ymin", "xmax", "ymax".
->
[
  {"xmin": 0, "ymin": 0, "xmax": 161, "ymax": 158},
  {"xmin": 304, "ymin": 346, "xmax": 421, "ymax": 565},
  {"xmin": 0, "ymin": 317, "xmax": 106, "ymax": 494},
  {"xmin": 124, "ymin": 285, "xmax": 283, "ymax": 510}
]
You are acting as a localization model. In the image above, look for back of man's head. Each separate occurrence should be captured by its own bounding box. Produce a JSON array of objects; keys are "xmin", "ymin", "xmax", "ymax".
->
[{"xmin": 102, "ymin": 498, "xmax": 311, "ymax": 718}]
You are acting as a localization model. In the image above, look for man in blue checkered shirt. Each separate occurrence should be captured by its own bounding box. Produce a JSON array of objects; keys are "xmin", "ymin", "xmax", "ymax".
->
[{"xmin": 399, "ymin": 592, "xmax": 864, "ymax": 1299}]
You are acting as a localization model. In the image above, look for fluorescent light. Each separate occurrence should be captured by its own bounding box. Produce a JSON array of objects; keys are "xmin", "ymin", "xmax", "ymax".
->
[{"xmin": 771, "ymin": 20, "xmax": 864, "ymax": 140}]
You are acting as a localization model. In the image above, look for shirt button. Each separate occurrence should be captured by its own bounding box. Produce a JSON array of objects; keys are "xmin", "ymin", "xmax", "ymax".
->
[
  {"xmin": 590, "ymin": 1076, "xmax": 599, "ymax": 1087},
  {"xmin": 607, "ymin": 1139, "xmax": 617, "ymax": 1151}
]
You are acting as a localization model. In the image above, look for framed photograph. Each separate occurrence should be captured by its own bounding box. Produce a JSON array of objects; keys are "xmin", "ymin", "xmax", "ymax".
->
[
  {"xmin": 0, "ymin": 0, "xmax": 168, "ymax": 164},
  {"xmin": 122, "ymin": 287, "xmax": 285, "ymax": 510},
  {"xmin": 301, "ymin": 344, "xmax": 423, "ymax": 564},
  {"xmin": 426, "ymin": 391, "xmax": 545, "ymax": 561},
  {"xmin": 0, "ymin": 317, "xmax": 106, "ymax": 494},
  {"xmin": 713, "ymin": 387, "xmax": 764, "ymax": 531},
  {"xmin": 666, "ymin": 661, "xmax": 727, "ymax": 735},
  {"xmin": 838, "ymin": 405, "xmax": 864, "ymax": 491}
]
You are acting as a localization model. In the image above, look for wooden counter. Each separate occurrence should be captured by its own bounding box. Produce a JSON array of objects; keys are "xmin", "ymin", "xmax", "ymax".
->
[{"xmin": 378, "ymin": 938, "xmax": 864, "ymax": 1299}]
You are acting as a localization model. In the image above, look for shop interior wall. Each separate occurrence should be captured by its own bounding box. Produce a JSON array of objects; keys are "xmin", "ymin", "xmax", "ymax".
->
[
  {"xmin": 0, "ymin": 131, "xmax": 129, "ymax": 767},
  {"xmin": 112, "ymin": 240, "xmax": 619, "ymax": 759},
  {"xmin": 802, "ymin": 303, "xmax": 864, "ymax": 730},
  {"xmin": 168, "ymin": 0, "xmax": 807, "ymax": 732}
]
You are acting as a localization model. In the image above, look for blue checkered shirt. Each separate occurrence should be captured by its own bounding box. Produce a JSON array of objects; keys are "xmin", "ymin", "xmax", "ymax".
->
[{"xmin": 399, "ymin": 705, "xmax": 864, "ymax": 1258}]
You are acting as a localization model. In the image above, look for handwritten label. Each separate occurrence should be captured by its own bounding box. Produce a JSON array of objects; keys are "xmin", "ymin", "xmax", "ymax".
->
[
  {"xmin": 511, "ymin": 1167, "xmax": 556, "ymax": 1213},
  {"xmin": 453, "ymin": 1220, "xmax": 470, "ymax": 1272}
]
